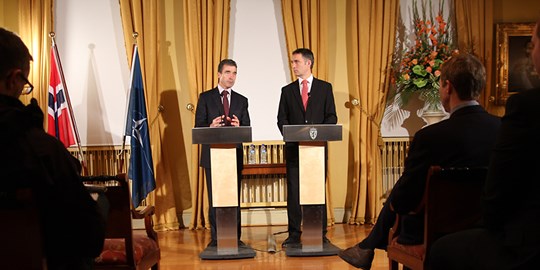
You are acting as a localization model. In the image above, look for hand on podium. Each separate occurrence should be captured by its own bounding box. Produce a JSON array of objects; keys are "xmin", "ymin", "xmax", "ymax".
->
[{"xmin": 210, "ymin": 115, "xmax": 240, "ymax": 127}]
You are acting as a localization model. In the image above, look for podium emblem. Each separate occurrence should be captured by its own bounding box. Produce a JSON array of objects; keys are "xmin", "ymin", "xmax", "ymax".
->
[{"xmin": 309, "ymin": 127, "xmax": 318, "ymax": 140}]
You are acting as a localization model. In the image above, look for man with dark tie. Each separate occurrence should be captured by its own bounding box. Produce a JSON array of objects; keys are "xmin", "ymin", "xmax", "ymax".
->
[
  {"xmin": 277, "ymin": 48, "xmax": 338, "ymax": 247},
  {"xmin": 194, "ymin": 59, "xmax": 251, "ymax": 247}
]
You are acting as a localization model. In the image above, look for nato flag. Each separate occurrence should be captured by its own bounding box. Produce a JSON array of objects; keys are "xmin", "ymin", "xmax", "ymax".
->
[{"xmin": 126, "ymin": 45, "xmax": 156, "ymax": 207}]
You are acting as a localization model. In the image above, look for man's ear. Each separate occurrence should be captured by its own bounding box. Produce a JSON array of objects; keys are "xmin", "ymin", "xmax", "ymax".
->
[
  {"xmin": 5, "ymin": 69, "xmax": 21, "ymax": 91},
  {"xmin": 445, "ymin": 80, "xmax": 453, "ymax": 95}
]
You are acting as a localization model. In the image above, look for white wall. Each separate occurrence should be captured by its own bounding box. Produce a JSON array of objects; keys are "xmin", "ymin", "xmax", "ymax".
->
[
  {"xmin": 229, "ymin": 0, "xmax": 291, "ymax": 141},
  {"xmin": 55, "ymin": 0, "xmax": 290, "ymax": 145},
  {"xmin": 55, "ymin": 0, "xmax": 129, "ymax": 146}
]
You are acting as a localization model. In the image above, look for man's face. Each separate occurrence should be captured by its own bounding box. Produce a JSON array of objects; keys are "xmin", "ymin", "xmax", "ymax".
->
[
  {"xmin": 291, "ymin": 53, "xmax": 311, "ymax": 79},
  {"xmin": 532, "ymin": 23, "xmax": 540, "ymax": 75},
  {"xmin": 218, "ymin": 64, "xmax": 237, "ymax": 89}
]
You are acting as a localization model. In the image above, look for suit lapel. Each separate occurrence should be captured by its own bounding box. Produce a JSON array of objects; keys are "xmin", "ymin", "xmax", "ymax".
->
[
  {"xmin": 211, "ymin": 88, "xmax": 224, "ymax": 116},
  {"xmin": 291, "ymin": 79, "xmax": 304, "ymax": 111},
  {"xmin": 229, "ymin": 90, "xmax": 240, "ymax": 117}
]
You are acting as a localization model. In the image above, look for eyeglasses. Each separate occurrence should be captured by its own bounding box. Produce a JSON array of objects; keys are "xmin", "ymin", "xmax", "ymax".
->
[{"xmin": 20, "ymin": 74, "xmax": 34, "ymax": 95}]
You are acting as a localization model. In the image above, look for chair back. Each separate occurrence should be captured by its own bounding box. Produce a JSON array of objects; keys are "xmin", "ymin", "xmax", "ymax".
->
[
  {"xmin": 387, "ymin": 166, "xmax": 487, "ymax": 270},
  {"xmin": 0, "ymin": 188, "xmax": 47, "ymax": 270},
  {"xmin": 83, "ymin": 174, "xmax": 160, "ymax": 270},
  {"xmin": 424, "ymin": 166, "xmax": 487, "ymax": 246}
]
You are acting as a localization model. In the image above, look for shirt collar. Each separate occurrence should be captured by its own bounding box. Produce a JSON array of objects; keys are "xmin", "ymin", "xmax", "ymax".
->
[
  {"xmin": 298, "ymin": 75, "xmax": 314, "ymax": 88},
  {"xmin": 217, "ymin": 84, "xmax": 231, "ymax": 95},
  {"xmin": 450, "ymin": 100, "xmax": 479, "ymax": 115}
]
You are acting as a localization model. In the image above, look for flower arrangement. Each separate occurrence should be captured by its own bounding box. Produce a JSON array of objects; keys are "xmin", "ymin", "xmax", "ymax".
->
[{"xmin": 394, "ymin": 0, "xmax": 457, "ymax": 109}]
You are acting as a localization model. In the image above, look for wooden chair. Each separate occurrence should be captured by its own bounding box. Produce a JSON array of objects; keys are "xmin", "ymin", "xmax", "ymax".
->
[
  {"xmin": 83, "ymin": 174, "xmax": 160, "ymax": 270},
  {"xmin": 0, "ymin": 188, "xmax": 47, "ymax": 270},
  {"xmin": 387, "ymin": 166, "xmax": 487, "ymax": 270}
]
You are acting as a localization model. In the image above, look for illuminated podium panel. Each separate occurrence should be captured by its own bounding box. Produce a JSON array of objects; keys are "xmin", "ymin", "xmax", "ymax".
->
[
  {"xmin": 192, "ymin": 126, "xmax": 255, "ymax": 259},
  {"xmin": 283, "ymin": 124, "xmax": 342, "ymax": 257}
]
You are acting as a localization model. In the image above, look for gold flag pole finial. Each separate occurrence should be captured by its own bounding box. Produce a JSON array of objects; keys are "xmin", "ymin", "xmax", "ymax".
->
[{"xmin": 49, "ymin": 32, "xmax": 56, "ymax": 45}]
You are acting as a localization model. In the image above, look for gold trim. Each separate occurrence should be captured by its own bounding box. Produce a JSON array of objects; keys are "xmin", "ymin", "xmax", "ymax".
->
[{"xmin": 495, "ymin": 22, "xmax": 537, "ymax": 105}]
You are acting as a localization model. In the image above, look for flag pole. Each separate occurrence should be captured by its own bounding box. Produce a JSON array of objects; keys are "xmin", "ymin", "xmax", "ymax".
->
[
  {"xmin": 118, "ymin": 32, "xmax": 139, "ymax": 173},
  {"xmin": 49, "ymin": 32, "xmax": 88, "ymax": 175}
]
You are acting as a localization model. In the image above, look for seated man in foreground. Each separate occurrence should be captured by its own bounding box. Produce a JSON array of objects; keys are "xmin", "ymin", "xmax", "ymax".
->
[
  {"xmin": 428, "ymin": 18, "xmax": 540, "ymax": 270},
  {"xmin": 339, "ymin": 53, "xmax": 501, "ymax": 269},
  {"xmin": 0, "ymin": 27, "xmax": 105, "ymax": 270}
]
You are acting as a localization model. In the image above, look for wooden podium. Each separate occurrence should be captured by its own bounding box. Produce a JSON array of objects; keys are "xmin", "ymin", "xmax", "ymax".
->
[
  {"xmin": 282, "ymin": 124, "xmax": 342, "ymax": 257},
  {"xmin": 192, "ymin": 126, "xmax": 256, "ymax": 259}
]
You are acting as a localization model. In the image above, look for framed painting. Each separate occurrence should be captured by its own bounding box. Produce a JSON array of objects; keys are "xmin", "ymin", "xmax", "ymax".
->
[{"xmin": 494, "ymin": 23, "xmax": 540, "ymax": 105}]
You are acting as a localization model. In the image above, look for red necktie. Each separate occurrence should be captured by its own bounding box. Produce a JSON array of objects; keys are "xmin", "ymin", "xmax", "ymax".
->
[
  {"xmin": 222, "ymin": 90, "xmax": 230, "ymax": 125},
  {"xmin": 301, "ymin": 80, "xmax": 308, "ymax": 110}
]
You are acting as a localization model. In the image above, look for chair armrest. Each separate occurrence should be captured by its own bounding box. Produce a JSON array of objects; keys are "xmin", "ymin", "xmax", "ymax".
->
[
  {"xmin": 132, "ymin": 206, "xmax": 158, "ymax": 242},
  {"xmin": 132, "ymin": 205, "xmax": 155, "ymax": 219}
]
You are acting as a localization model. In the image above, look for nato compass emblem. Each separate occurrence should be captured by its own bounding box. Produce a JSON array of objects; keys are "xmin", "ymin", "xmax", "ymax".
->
[{"xmin": 309, "ymin": 127, "xmax": 318, "ymax": 140}]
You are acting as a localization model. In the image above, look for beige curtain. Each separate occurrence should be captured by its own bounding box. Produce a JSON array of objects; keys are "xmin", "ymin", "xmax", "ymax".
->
[
  {"xmin": 183, "ymin": 0, "xmax": 230, "ymax": 230},
  {"xmin": 281, "ymin": 0, "xmax": 328, "ymax": 80},
  {"xmin": 119, "ymin": 0, "xmax": 187, "ymax": 231},
  {"xmin": 454, "ymin": 0, "xmax": 496, "ymax": 114},
  {"xmin": 17, "ymin": 0, "xmax": 52, "ymax": 116},
  {"xmin": 281, "ymin": 0, "xmax": 335, "ymax": 226},
  {"xmin": 347, "ymin": 0, "xmax": 398, "ymax": 224}
]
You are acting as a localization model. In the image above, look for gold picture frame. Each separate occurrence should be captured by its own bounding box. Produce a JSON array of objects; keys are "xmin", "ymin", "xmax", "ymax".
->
[{"xmin": 494, "ymin": 22, "xmax": 540, "ymax": 105}]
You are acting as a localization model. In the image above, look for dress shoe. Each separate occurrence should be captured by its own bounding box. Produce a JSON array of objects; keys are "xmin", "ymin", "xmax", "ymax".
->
[
  {"xmin": 338, "ymin": 245, "xmax": 374, "ymax": 269},
  {"xmin": 281, "ymin": 236, "xmax": 301, "ymax": 248}
]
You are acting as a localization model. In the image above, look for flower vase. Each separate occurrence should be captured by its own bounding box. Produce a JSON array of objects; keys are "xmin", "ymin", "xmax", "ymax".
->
[{"xmin": 420, "ymin": 99, "xmax": 447, "ymax": 126}]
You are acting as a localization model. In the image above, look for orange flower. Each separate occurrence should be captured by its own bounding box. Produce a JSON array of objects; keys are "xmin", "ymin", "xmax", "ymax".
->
[{"xmin": 394, "ymin": 0, "xmax": 455, "ymax": 108}]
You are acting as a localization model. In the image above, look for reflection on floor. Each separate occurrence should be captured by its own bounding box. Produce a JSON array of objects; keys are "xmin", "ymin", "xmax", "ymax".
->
[{"xmin": 158, "ymin": 223, "xmax": 389, "ymax": 270}]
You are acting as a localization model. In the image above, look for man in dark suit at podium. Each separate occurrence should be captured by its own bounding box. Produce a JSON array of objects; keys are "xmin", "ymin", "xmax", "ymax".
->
[
  {"xmin": 194, "ymin": 59, "xmax": 251, "ymax": 247},
  {"xmin": 277, "ymin": 48, "xmax": 338, "ymax": 247}
]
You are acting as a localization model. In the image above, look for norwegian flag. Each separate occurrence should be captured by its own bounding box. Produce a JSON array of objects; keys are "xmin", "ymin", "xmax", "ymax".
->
[{"xmin": 47, "ymin": 46, "xmax": 75, "ymax": 147}]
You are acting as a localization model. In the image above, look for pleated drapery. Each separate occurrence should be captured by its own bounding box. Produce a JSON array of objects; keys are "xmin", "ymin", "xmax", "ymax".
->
[
  {"xmin": 346, "ymin": 0, "xmax": 398, "ymax": 224},
  {"xmin": 183, "ymin": 0, "xmax": 231, "ymax": 230},
  {"xmin": 454, "ymin": 0, "xmax": 495, "ymax": 113},
  {"xmin": 17, "ymin": 0, "xmax": 52, "ymax": 124}
]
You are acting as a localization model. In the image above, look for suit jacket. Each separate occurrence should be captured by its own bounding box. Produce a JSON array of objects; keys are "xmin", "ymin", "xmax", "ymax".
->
[
  {"xmin": 483, "ymin": 87, "xmax": 540, "ymax": 248},
  {"xmin": 392, "ymin": 105, "xmax": 501, "ymax": 213},
  {"xmin": 277, "ymin": 78, "xmax": 337, "ymax": 164},
  {"xmin": 194, "ymin": 87, "xmax": 250, "ymax": 169}
]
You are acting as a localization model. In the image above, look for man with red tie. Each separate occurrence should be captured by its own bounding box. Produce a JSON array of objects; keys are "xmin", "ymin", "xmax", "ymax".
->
[
  {"xmin": 194, "ymin": 59, "xmax": 251, "ymax": 247},
  {"xmin": 277, "ymin": 48, "xmax": 338, "ymax": 247}
]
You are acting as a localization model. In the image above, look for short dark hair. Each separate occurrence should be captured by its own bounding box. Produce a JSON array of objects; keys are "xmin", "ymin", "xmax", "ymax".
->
[
  {"xmin": 440, "ymin": 53, "xmax": 486, "ymax": 100},
  {"xmin": 292, "ymin": 48, "xmax": 314, "ymax": 69},
  {"xmin": 0, "ymin": 28, "xmax": 32, "ymax": 79},
  {"xmin": 217, "ymin": 59, "xmax": 237, "ymax": 73}
]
